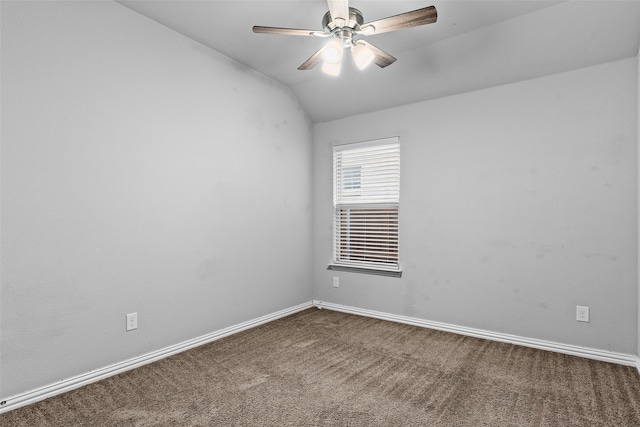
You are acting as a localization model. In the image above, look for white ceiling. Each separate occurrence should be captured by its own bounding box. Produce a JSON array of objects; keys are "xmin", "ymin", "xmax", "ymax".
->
[{"xmin": 117, "ymin": 0, "xmax": 640, "ymax": 123}]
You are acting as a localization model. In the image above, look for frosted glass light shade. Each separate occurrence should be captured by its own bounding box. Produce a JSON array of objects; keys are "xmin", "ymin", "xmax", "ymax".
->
[
  {"xmin": 321, "ymin": 60, "xmax": 341, "ymax": 76},
  {"xmin": 352, "ymin": 42, "xmax": 374, "ymax": 70},
  {"xmin": 323, "ymin": 38, "xmax": 343, "ymax": 64}
]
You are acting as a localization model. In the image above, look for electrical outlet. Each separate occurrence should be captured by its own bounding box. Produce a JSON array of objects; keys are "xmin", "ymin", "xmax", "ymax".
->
[
  {"xmin": 126, "ymin": 312, "xmax": 138, "ymax": 331},
  {"xmin": 333, "ymin": 277, "xmax": 339, "ymax": 288},
  {"xmin": 576, "ymin": 306, "xmax": 589, "ymax": 323}
]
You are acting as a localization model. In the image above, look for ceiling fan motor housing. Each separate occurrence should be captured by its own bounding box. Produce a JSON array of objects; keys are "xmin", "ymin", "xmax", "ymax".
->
[{"xmin": 322, "ymin": 7, "xmax": 364, "ymax": 47}]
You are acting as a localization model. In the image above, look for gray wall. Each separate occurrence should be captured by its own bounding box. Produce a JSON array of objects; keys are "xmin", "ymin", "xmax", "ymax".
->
[
  {"xmin": 313, "ymin": 58, "xmax": 638, "ymax": 355},
  {"xmin": 1, "ymin": 1, "xmax": 312, "ymax": 398}
]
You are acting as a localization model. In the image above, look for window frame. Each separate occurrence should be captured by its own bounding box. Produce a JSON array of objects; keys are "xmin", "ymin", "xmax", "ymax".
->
[{"xmin": 328, "ymin": 137, "xmax": 402, "ymax": 277}]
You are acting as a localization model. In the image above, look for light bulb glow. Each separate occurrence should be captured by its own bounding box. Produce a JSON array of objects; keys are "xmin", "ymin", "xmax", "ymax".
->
[
  {"xmin": 323, "ymin": 38, "xmax": 343, "ymax": 64},
  {"xmin": 321, "ymin": 60, "xmax": 341, "ymax": 76},
  {"xmin": 352, "ymin": 42, "xmax": 375, "ymax": 70}
]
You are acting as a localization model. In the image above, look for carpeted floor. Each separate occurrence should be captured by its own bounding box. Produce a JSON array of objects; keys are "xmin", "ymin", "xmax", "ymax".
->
[{"xmin": 1, "ymin": 308, "xmax": 640, "ymax": 426}]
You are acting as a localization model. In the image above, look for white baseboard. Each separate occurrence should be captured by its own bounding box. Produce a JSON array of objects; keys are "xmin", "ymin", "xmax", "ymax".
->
[
  {"xmin": 0, "ymin": 301, "xmax": 313, "ymax": 414},
  {"xmin": 313, "ymin": 300, "xmax": 639, "ymax": 368},
  {"xmin": 2, "ymin": 300, "xmax": 636, "ymax": 414}
]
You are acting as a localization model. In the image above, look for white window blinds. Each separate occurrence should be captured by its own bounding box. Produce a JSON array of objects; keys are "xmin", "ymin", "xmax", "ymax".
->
[{"xmin": 333, "ymin": 137, "xmax": 400, "ymax": 271}]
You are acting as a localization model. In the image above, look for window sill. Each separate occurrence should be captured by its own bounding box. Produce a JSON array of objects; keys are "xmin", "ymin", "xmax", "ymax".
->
[{"xmin": 327, "ymin": 264, "xmax": 402, "ymax": 278}]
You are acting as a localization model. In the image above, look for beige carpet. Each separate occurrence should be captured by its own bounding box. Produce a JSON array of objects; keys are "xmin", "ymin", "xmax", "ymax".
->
[{"xmin": 1, "ymin": 308, "xmax": 639, "ymax": 426}]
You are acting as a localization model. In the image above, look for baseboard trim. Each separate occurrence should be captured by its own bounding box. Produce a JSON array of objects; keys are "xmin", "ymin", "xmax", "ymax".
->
[
  {"xmin": 313, "ymin": 300, "xmax": 638, "ymax": 368},
  {"xmin": 0, "ymin": 301, "xmax": 313, "ymax": 414}
]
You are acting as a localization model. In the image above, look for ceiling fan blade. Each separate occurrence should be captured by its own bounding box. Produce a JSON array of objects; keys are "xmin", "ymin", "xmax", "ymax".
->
[
  {"xmin": 360, "ymin": 41, "xmax": 396, "ymax": 68},
  {"xmin": 361, "ymin": 6, "xmax": 437, "ymax": 35},
  {"xmin": 298, "ymin": 46, "xmax": 326, "ymax": 70},
  {"xmin": 253, "ymin": 26, "xmax": 318, "ymax": 37},
  {"xmin": 327, "ymin": 0, "xmax": 349, "ymax": 26}
]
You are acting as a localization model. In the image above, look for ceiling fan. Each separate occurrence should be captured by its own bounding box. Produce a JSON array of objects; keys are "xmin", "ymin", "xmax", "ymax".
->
[{"xmin": 252, "ymin": 0, "xmax": 437, "ymax": 76}]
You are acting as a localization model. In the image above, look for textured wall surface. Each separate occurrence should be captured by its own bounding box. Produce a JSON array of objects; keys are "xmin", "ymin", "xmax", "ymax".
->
[
  {"xmin": 313, "ymin": 58, "xmax": 638, "ymax": 355},
  {"xmin": 1, "ymin": 1, "xmax": 312, "ymax": 398}
]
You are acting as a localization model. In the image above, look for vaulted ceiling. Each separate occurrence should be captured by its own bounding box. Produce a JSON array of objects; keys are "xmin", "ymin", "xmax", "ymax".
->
[{"xmin": 118, "ymin": 1, "xmax": 640, "ymax": 123}]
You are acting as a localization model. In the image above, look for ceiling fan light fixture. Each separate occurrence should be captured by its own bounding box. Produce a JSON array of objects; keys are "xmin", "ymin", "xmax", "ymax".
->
[
  {"xmin": 321, "ymin": 60, "xmax": 342, "ymax": 76},
  {"xmin": 253, "ymin": 2, "xmax": 437, "ymax": 73},
  {"xmin": 322, "ymin": 38, "xmax": 343, "ymax": 64},
  {"xmin": 352, "ymin": 41, "xmax": 374, "ymax": 70}
]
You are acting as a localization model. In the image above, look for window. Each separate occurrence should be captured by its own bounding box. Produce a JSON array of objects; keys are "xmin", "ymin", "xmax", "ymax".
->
[{"xmin": 330, "ymin": 137, "xmax": 400, "ymax": 276}]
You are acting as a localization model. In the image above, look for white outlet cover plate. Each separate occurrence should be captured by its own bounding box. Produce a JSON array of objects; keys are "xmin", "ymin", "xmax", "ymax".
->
[
  {"xmin": 576, "ymin": 306, "xmax": 590, "ymax": 323},
  {"xmin": 126, "ymin": 312, "xmax": 138, "ymax": 331}
]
